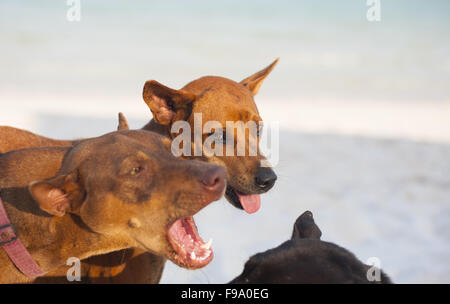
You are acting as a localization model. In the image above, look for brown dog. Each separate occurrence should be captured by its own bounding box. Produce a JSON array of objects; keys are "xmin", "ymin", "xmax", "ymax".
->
[
  {"xmin": 0, "ymin": 60, "xmax": 279, "ymax": 283},
  {"xmin": 0, "ymin": 130, "xmax": 225, "ymax": 283},
  {"xmin": 142, "ymin": 59, "xmax": 279, "ymax": 212}
]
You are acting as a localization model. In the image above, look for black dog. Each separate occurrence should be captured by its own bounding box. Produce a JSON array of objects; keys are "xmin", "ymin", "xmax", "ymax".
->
[{"xmin": 230, "ymin": 211, "xmax": 392, "ymax": 284}]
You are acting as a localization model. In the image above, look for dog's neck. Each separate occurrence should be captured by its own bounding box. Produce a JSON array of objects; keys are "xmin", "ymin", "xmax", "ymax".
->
[
  {"xmin": 0, "ymin": 188, "xmax": 133, "ymax": 283},
  {"xmin": 142, "ymin": 119, "xmax": 171, "ymax": 138}
]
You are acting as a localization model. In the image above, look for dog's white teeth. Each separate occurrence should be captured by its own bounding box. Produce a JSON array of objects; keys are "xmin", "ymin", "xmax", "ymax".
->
[
  {"xmin": 201, "ymin": 238, "xmax": 213, "ymax": 249},
  {"xmin": 190, "ymin": 251, "xmax": 196, "ymax": 260},
  {"xmin": 198, "ymin": 254, "xmax": 208, "ymax": 261}
]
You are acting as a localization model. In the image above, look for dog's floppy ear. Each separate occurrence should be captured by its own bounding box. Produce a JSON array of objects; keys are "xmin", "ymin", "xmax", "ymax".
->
[
  {"xmin": 240, "ymin": 58, "xmax": 279, "ymax": 96},
  {"xmin": 291, "ymin": 211, "xmax": 322, "ymax": 240},
  {"xmin": 29, "ymin": 170, "xmax": 85, "ymax": 217},
  {"xmin": 142, "ymin": 80, "xmax": 197, "ymax": 125},
  {"xmin": 117, "ymin": 112, "xmax": 130, "ymax": 131}
]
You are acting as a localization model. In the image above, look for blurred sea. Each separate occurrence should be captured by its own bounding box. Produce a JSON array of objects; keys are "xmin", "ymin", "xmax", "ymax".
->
[{"xmin": 1, "ymin": 0, "xmax": 450, "ymax": 103}]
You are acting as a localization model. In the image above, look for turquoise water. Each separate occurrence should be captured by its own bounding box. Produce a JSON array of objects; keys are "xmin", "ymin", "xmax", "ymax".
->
[{"xmin": 1, "ymin": 0, "xmax": 449, "ymax": 102}]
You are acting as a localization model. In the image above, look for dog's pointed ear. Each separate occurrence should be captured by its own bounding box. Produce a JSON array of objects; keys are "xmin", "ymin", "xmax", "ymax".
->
[
  {"xmin": 240, "ymin": 58, "xmax": 279, "ymax": 96},
  {"xmin": 142, "ymin": 80, "xmax": 197, "ymax": 125},
  {"xmin": 291, "ymin": 211, "xmax": 322, "ymax": 240},
  {"xmin": 117, "ymin": 112, "xmax": 130, "ymax": 131},
  {"xmin": 29, "ymin": 170, "xmax": 85, "ymax": 217}
]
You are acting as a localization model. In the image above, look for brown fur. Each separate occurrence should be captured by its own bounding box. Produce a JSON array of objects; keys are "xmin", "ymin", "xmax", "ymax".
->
[
  {"xmin": 0, "ymin": 130, "xmax": 225, "ymax": 283},
  {"xmin": 0, "ymin": 111, "xmax": 128, "ymax": 155},
  {"xmin": 0, "ymin": 126, "xmax": 73, "ymax": 154},
  {"xmin": 0, "ymin": 60, "xmax": 279, "ymax": 283}
]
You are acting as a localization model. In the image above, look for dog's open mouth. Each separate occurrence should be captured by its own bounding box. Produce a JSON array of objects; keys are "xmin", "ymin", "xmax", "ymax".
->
[
  {"xmin": 167, "ymin": 216, "xmax": 213, "ymax": 268},
  {"xmin": 225, "ymin": 185, "xmax": 261, "ymax": 214}
]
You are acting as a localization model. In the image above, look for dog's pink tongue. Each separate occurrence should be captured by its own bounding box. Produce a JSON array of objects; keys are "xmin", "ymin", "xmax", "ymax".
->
[{"xmin": 236, "ymin": 192, "xmax": 261, "ymax": 214}]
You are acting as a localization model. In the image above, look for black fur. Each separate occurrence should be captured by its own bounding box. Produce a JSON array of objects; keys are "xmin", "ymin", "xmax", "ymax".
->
[{"xmin": 230, "ymin": 211, "xmax": 392, "ymax": 284}]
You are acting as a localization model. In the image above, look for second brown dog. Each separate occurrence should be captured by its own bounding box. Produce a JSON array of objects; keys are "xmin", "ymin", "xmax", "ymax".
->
[{"xmin": 0, "ymin": 130, "xmax": 225, "ymax": 283}]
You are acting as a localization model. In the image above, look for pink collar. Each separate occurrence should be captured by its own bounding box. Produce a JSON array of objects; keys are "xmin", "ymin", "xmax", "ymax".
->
[{"xmin": 0, "ymin": 196, "xmax": 46, "ymax": 278}]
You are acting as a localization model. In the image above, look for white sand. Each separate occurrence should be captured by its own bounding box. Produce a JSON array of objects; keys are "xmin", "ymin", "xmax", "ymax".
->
[
  {"xmin": 2, "ymin": 93, "xmax": 449, "ymax": 143},
  {"xmin": 257, "ymin": 100, "xmax": 450, "ymax": 144}
]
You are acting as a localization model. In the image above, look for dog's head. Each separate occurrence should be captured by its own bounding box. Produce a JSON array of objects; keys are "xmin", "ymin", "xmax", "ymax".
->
[
  {"xmin": 230, "ymin": 211, "xmax": 392, "ymax": 284},
  {"xmin": 28, "ymin": 130, "xmax": 226, "ymax": 269},
  {"xmin": 142, "ymin": 59, "xmax": 279, "ymax": 213}
]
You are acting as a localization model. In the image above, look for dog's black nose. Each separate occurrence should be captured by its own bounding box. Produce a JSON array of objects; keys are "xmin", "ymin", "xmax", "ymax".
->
[{"xmin": 255, "ymin": 167, "xmax": 277, "ymax": 191}]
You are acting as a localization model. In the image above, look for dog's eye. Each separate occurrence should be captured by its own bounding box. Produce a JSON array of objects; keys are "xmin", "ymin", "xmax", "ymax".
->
[{"xmin": 130, "ymin": 166, "xmax": 143, "ymax": 176}]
